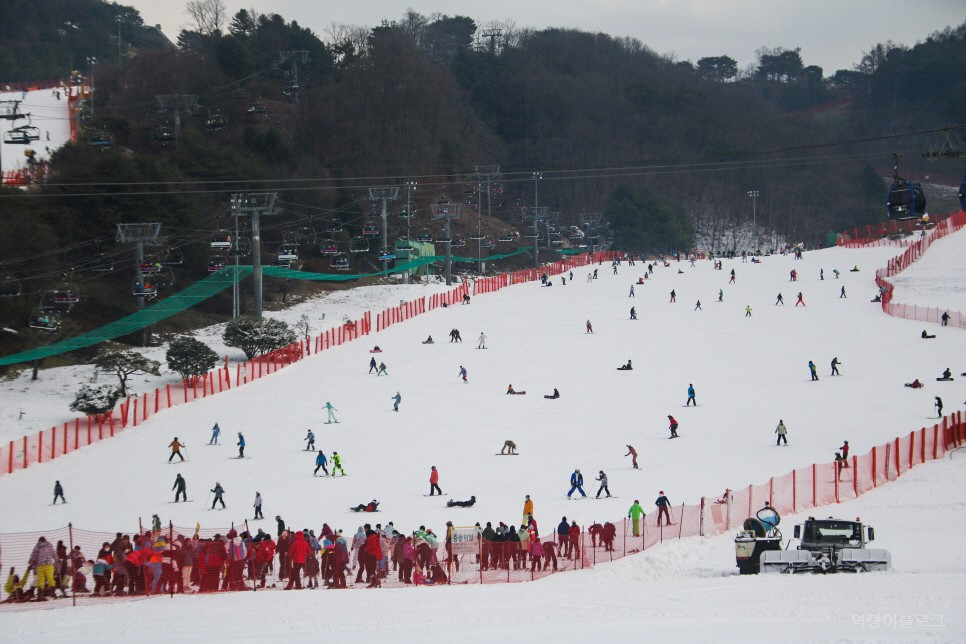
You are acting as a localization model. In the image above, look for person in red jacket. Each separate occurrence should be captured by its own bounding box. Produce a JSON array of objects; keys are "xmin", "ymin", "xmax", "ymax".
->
[
  {"xmin": 839, "ymin": 440, "xmax": 850, "ymax": 468},
  {"xmin": 363, "ymin": 529, "xmax": 383, "ymax": 586},
  {"xmin": 567, "ymin": 521, "xmax": 581, "ymax": 559},
  {"xmin": 285, "ymin": 531, "xmax": 310, "ymax": 589},
  {"xmin": 429, "ymin": 466, "xmax": 442, "ymax": 496}
]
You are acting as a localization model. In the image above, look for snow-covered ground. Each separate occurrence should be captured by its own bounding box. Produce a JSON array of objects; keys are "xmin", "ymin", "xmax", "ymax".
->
[
  {"xmin": 1, "ymin": 229, "xmax": 965, "ymax": 641},
  {"xmin": 0, "ymin": 87, "xmax": 72, "ymax": 174},
  {"xmin": 888, "ymin": 229, "xmax": 966, "ymax": 313}
]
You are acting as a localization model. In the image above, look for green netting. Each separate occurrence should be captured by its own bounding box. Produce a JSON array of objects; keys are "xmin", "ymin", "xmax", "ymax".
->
[{"xmin": 0, "ymin": 249, "xmax": 531, "ymax": 366}]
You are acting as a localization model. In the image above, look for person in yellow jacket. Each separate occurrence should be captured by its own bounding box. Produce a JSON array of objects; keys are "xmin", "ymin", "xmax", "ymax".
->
[
  {"xmin": 3, "ymin": 567, "xmax": 28, "ymax": 602},
  {"xmin": 628, "ymin": 500, "xmax": 645, "ymax": 537},
  {"xmin": 522, "ymin": 495, "xmax": 534, "ymax": 526}
]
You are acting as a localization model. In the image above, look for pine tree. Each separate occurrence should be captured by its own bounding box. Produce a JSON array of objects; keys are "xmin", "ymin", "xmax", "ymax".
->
[
  {"xmin": 93, "ymin": 349, "xmax": 161, "ymax": 397},
  {"xmin": 166, "ymin": 336, "xmax": 219, "ymax": 383}
]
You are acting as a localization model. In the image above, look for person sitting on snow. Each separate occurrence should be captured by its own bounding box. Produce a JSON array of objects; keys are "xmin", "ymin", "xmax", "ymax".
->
[{"xmin": 617, "ymin": 360, "xmax": 633, "ymax": 370}]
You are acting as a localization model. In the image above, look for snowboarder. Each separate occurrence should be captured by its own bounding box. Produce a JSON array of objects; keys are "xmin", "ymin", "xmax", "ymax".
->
[
  {"xmin": 594, "ymin": 471, "xmax": 611, "ymax": 498},
  {"xmin": 593, "ymin": 268, "xmax": 598, "ymax": 279},
  {"xmin": 209, "ymin": 423, "xmax": 220, "ymax": 445},
  {"xmin": 369, "ymin": 356, "xmax": 378, "ymax": 374},
  {"xmin": 808, "ymin": 360, "xmax": 818, "ymax": 381},
  {"xmin": 629, "ymin": 307, "xmax": 637, "ymax": 320},
  {"xmin": 323, "ymin": 402, "xmax": 338, "ymax": 423},
  {"xmin": 718, "ymin": 289, "xmax": 723, "ymax": 302},
  {"xmin": 254, "ymin": 492, "xmax": 263, "ymax": 519},
  {"xmin": 478, "ymin": 332, "xmax": 487, "ymax": 349},
  {"xmin": 655, "ymin": 491, "xmax": 672, "ymax": 526},
  {"xmin": 625, "ymin": 445, "xmax": 639, "ymax": 469},
  {"xmin": 935, "ymin": 396, "xmax": 943, "ymax": 417},
  {"xmin": 172, "ymin": 474, "xmax": 187, "ymax": 502},
  {"xmin": 686, "ymin": 384, "xmax": 696, "ymax": 406},
  {"xmin": 429, "ymin": 466, "xmax": 442, "ymax": 496},
  {"xmin": 729, "ymin": 269, "xmax": 735, "ymax": 284},
  {"xmin": 210, "ymin": 482, "xmax": 226, "ymax": 509},
  {"xmin": 745, "ymin": 305, "xmax": 752, "ymax": 317},
  {"xmin": 941, "ymin": 311, "xmax": 950, "ymax": 327},
  {"xmin": 775, "ymin": 293, "xmax": 784, "ymax": 305},
  {"xmin": 543, "ymin": 388, "xmax": 560, "ymax": 399},
  {"xmin": 53, "ymin": 480, "xmax": 66, "ymax": 504},
  {"xmin": 820, "ymin": 268, "xmax": 824, "ymax": 280},
  {"xmin": 629, "ymin": 285, "xmax": 635, "ymax": 297},
  {"xmin": 618, "ymin": 359, "xmax": 633, "ymax": 371},
  {"xmin": 831, "ymin": 357, "xmax": 841, "ymax": 376},
  {"xmin": 168, "ymin": 437, "xmax": 185, "ymax": 462},
  {"xmin": 669, "ymin": 289, "xmax": 676, "ymax": 303},
  {"xmin": 840, "ymin": 286, "xmax": 847, "ymax": 299},
  {"xmin": 523, "ymin": 495, "xmax": 534, "ymax": 525},
  {"xmin": 449, "ymin": 328, "xmax": 462, "ymax": 343},
  {"xmin": 305, "ymin": 429, "xmax": 316, "ymax": 451},
  {"xmin": 775, "ymin": 420, "xmax": 788, "ymax": 446},
  {"xmin": 586, "ymin": 319, "xmax": 593, "ymax": 333},
  {"xmin": 392, "ymin": 391, "xmax": 401, "ymax": 411},
  {"xmin": 501, "ymin": 440, "xmax": 517, "ymax": 455},
  {"xmin": 667, "ymin": 415, "xmax": 679, "ymax": 438},
  {"xmin": 628, "ymin": 500, "xmax": 645, "ymax": 536},
  {"xmin": 695, "ymin": 300, "xmax": 702, "ymax": 311},
  {"xmin": 458, "ymin": 365, "xmax": 468, "ymax": 383},
  {"xmin": 939, "ymin": 368, "xmax": 953, "ymax": 381},
  {"xmin": 313, "ymin": 451, "xmax": 329, "ymax": 476},
  {"xmin": 422, "ymin": 335, "xmax": 434, "ymax": 344},
  {"xmin": 375, "ymin": 362, "xmax": 388, "ymax": 376},
  {"xmin": 237, "ymin": 432, "xmax": 246, "ymax": 458},
  {"xmin": 567, "ymin": 469, "xmax": 586, "ymax": 498},
  {"xmin": 795, "ymin": 292, "xmax": 805, "ymax": 306},
  {"xmin": 331, "ymin": 451, "xmax": 346, "ymax": 476},
  {"xmin": 833, "ymin": 269, "xmax": 840, "ymax": 279}
]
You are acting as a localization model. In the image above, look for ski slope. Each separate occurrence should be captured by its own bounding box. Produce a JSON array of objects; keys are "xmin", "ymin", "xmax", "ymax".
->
[
  {"xmin": 1, "ymin": 231, "xmax": 965, "ymax": 641},
  {"xmin": 0, "ymin": 87, "xmax": 72, "ymax": 174}
]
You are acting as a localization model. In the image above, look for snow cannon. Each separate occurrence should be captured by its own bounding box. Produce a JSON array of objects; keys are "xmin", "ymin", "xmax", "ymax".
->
[{"xmin": 734, "ymin": 505, "xmax": 783, "ymax": 574}]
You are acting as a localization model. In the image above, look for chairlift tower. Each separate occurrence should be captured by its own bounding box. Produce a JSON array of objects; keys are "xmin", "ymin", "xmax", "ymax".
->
[
  {"xmin": 432, "ymin": 201, "xmax": 462, "ymax": 286},
  {"xmin": 402, "ymin": 181, "xmax": 417, "ymax": 284},
  {"xmin": 546, "ymin": 211, "xmax": 561, "ymax": 251},
  {"xmin": 580, "ymin": 212, "xmax": 602, "ymax": 255},
  {"xmin": 481, "ymin": 29, "xmax": 502, "ymax": 54},
  {"xmin": 156, "ymin": 95, "xmax": 198, "ymax": 151},
  {"xmin": 475, "ymin": 164, "xmax": 500, "ymax": 274},
  {"xmin": 368, "ymin": 186, "xmax": 400, "ymax": 273},
  {"xmin": 230, "ymin": 192, "xmax": 278, "ymax": 318},
  {"xmin": 116, "ymin": 223, "xmax": 161, "ymax": 345},
  {"xmin": 525, "ymin": 206, "xmax": 548, "ymax": 269},
  {"xmin": 278, "ymin": 51, "xmax": 310, "ymax": 104}
]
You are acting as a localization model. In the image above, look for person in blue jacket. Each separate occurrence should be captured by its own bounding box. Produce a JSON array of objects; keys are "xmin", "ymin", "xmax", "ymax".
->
[
  {"xmin": 209, "ymin": 423, "xmax": 220, "ymax": 445},
  {"xmin": 314, "ymin": 451, "xmax": 329, "ymax": 477},
  {"xmin": 237, "ymin": 432, "xmax": 246, "ymax": 458},
  {"xmin": 567, "ymin": 469, "xmax": 586, "ymax": 498},
  {"xmin": 808, "ymin": 360, "xmax": 819, "ymax": 381},
  {"xmin": 686, "ymin": 384, "xmax": 696, "ymax": 406},
  {"xmin": 392, "ymin": 391, "xmax": 401, "ymax": 412}
]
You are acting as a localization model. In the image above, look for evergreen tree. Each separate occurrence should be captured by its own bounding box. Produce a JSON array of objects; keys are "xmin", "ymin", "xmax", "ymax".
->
[
  {"xmin": 70, "ymin": 383, "xmax": 122, "ymax": 416},
  {"xmin": 93, "ymin": 349, "xmax": 161, "ymax": 397},
  {"xmin": 166, "ymin": 336, "xmax": 219, "ymax": 383},
  {"xmin": 223, "ymin": 317, "xmax": 296, "ymax": 359}
]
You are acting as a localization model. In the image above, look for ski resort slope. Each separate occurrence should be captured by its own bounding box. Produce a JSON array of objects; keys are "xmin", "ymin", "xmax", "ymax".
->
[
  {"xmin": 1, "ymin": 230, "xmax": 965, "ymax": 641},
  {"xmin": 0, "ymin": 87, "xmax": 72, "ymax": 173},
  {"xmin": 888, "ymin": 228, "xmax": 966, "ymax": 312}
]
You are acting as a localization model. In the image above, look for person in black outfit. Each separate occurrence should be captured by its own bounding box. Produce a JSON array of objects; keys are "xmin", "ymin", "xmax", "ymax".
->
[
  {"xmin": 544, "ymin": 388, "xmax": 560, "ymax": 399},
  {"xmin": 53, "ymin": 480, "xmax": 66, "ymax": 504},
  {"xmin": 172, "ymin": 474, "xmax": 187, "ymax": 502}
]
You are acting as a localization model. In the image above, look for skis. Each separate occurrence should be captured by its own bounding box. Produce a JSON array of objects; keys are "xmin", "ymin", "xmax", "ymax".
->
[
  {"xmin": 167, "ymin": 500, "xmax": 195, "ymax": 503},
  {"xmin": 593, "ymin": 496, "xmax": 618, "ymax": 499},
  {"xmin": 230, "ymin": 456, "xmax": 251, "ymax": 459},
  {"xmin": 668, "ymin": 435, "xmax": 679, "ymax": 439},
  {"xmin": 494, "ymin": 453, "xmax": 519, "ymax": 456},
  {"xmin": 423, "ymin": 494, "xmax": 447, "ymax": 497},
  {"xmin": 325, "ymin": 421, "xmax": 340, "ymax": 424}
]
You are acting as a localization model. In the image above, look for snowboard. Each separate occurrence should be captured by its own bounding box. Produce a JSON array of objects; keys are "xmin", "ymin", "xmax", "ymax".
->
[
  {"xmin": 668, "ymin": 435, "xmax": 679, "ymax": 439},
  {"xmin": 423, "ymin": 493, "xmax": 447, "ymax": 497},
  {"xmin": 476, "ymin": 347, "xmax": 488, "ymax": 350},
  {"xmin": 230, "ymin": 456, "xmax": 251, "ymax": 459},
  {"xmin": 494, "ymin": 453, "xmax": 519, "ymax": 456},
  {"xmin": 369, "ymin": 349, "xmax": 382, "ymax": 353},
  {"xmin": 936, "ymin": 377, "xmax": 954, "ymax": 381},
  {"xmin": 508, "ymin": 392, "xmax": 527, "ymax": 395},
  {"xmin": 681, "ymin": 404, "xmax": 700, "ymax": 407},
  {"xmin": 324, "ymin": 421, "xmax": 340, "ymax": 424},
  {"xmin": 167, "ymin": 500, "xmax": 194, "ymax": 503}
]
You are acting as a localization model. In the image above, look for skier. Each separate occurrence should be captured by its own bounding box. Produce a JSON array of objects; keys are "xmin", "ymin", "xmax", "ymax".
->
[
  {"xmin": 625, "ymin": 445, "xmax": 639, "ymax": 469},
  {"xmin": 331, "ymin": 451, "xmax": 346, "ymax": 476},
  {"xmin": 795, "ymin": 292, "xmax": 805, "ymax": 306},
  {"xmin": 775, "ymin": 293, "xmax": 784, "ymax": 305},
  {"xmin": 594, "ymin": 471, "xmax": 611, "ymax": 498},
  {"xmin": 478, "ymin": 332, "xmax": 487, "ymax": 349},
  {"xmin": 667, "ymin": 415, "xmax": 679, "ymax": 438},
  {"xmin": 833, "ymin": 269, "xmax": 840, "ymax": 279},
  {"xmin": 629, "ymin": 285, "xmax": 635, "ymax": 298},
  {"xmin": 501, "ymin": 440, "xmax": 517, "ymax": 455},
  {"xmin": 830, "ymin": 357, "xmax": 841, "ymax": 376},
  {"xmin": 593, "ymin": 268, "xmax": 598, "ymax": 279},
  {"xmin": 775, "ymin": 420, "xmax": 788, "ymax": 446},
  {"xmin": 168, "ymin": 437, "xmax": 185, "ymax": 463},
  {"xmin": 695, "ymin": 300, "xmax": 702, "ymax": 311},
  {"xmin": 935, "ymin": 396, "xmax": 943, "ymax": 417},
  {"xmin": 313, "ymin": 451, "xmax": 329, "ymax": 476},
  {"xmin": 369, "ymin": 356, "xmax": 377, "ymax": 374},
  {"xmin": 210, "ymin": 482, "xmax": 226, "ymax": 509},
  {"xmin": 745, "ymin": 305, "xmax": 752, "ymax": 317},
  {"xmin": 53, "ymin": 480, "xmax": 66, "ymax": 504},
  {"xmin": 458, "ymin": 365, "xmax": 468, "ymax": 383},
  {"xmin": 820, "ymin": 268, "xmax": 824, "ymax": 280},
  {"xmin": 392, "ymin": 391, "xmax": 401, "ymax": 412},
  {"xmin": 628, "ymin": 500, "xmax": 645, "ymax": 537},
  {"xmin": 449, "ymin": 328, "xmax": 462, "ymax": 343},
  {"xmin": 669, "ymin": 289, "xmax": 676, "ymax": 303},
  {"xmin": 254, "ymin": 492, "xmax": 264, "ymax": 519},
  {"xmin": 839, "ymin": 441, "xmax": 850, "ymax": 468},
  {"xmin": 808, "ymin": 360, "xmax": 819, "ymax": 381},
  {"xmin": 718, "ymin": 289, "xmax": 723, "ymax": 302},
  {"xmin": 429, "ymin": 466, "xmax": 442, "ymax": 496},
  {"xmin": 305, "ymin": 429, "xmax": 316, "ymax": 451},
  {"xmin": 567, "ymin": 469, "xmax": 587, "ymax": 498},
  {"xmin": 729, "ymin": 269, "xmax": 735, "ymax": 284},
  {"xmin": 586, "ymin": 319, "xmax": 593, "ymax": 333},
  {"xmin": 630, "ymin": 307, "xmax": 637, "ymax": 320},
  {"xmin": 323, "ymin": 402, "xmax": 338, "ymax": 423},
  {"xmin": 655, "ymin": 491, "xmax": 672, "ymax": 526},
  {"xmin": 941, "ymin": 311, "xmax": 950, "ymax": 327},
  {"xmin": 686, "ymin": 384, "xmax": 696, "ymax": 406},
  {"xmin": 172, "ymin": 474, "xmax": 187, "ymax": 502},
  {"xmin": 209, "ymin": 423, "xmax": 220, "ymax": 445},
  {"xmin": 840, "ymin": 286, "xmax": 847, "ymax": 299},
  {"xmin": 375, "ymin": 362, "xmax": 388, "ymax": 376}
]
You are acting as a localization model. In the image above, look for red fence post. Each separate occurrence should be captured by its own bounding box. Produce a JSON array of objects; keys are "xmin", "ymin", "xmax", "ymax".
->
[
  {"xmin": 23, "ymin": 435, "xmax": 29, "ymax": 469},
  {"xmin": 812, "ymin": 463, "xmax": 817, "ymax": 506},
  {"xmin": 921, "ymin": 427, "xmax": 927, "ymax": 464},
  {"xmin": 852, "ymin": 457, "xmax": 859, "ymax": 496},
  {"xmin": 872, "ymin": 446, "xmax": 877, "ymax": 487},
  {"xmin": 792, "ymin": 469, "xmax": 797, "ymax": 512},
  {"xmin": 768, "ymin": 477, "xmax": 774, "ymax": 507},
  {"xmin": 894, "ymin": 438, "xmax": 900, "ymax": 477}
]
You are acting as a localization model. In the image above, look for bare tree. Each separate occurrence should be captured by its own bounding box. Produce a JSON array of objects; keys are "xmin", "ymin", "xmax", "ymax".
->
[{"xmin": 185, "ymin": 0, "xmax": 226, "ymax": 36}]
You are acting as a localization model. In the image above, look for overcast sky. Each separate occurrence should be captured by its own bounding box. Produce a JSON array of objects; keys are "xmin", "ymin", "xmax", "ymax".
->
[{"xmin": 127, "ymin": 0, "xmax": 964, "ymax": 74}]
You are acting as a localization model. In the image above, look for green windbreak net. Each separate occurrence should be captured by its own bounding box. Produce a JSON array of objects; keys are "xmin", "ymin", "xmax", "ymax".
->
[{"xmin": 0, "ymin": 248, "xmax": 531, "ymax": 366}]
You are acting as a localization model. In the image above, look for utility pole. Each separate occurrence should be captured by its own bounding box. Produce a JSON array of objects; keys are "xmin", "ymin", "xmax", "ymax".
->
[
  {"xmin": 368, "ymin": 186, "xmax": 400, "ymax": 274},
  {"xmin": 115, "ymin": 16, "xmax": 123, "ymax": 64},
  {"xmin": 747, "ymin": 190, "xmax": 759, "ymax": 252},
  {"xmin": 401, "ymin": 181, "xmax": 417, "ymax": 284},
  {"xmin": 86, "ymin": 57, "xmax": 96, "ymax": 123},
  {"xmin": 156, "ymin": 95, "xmax": 198, "ymax": 151},
  {"xmin": 278, "ymin": 51, "xmax": 309, "ymax": 104},
  {"xmin": 432, "ymin": 201, "xmax": 462, "ymax": 286},
  {"xmin": 230, "ymin": 192, "xmax": 277, "ymax": 318},
  {"xmin": 475, "ymin": 164, "xmax": 500, "ymax": 274},
  {"xmin": 580, "ymin": 213, "xmax": 602, "ymax": 256},
  {"xmin": 116, "ymin": 223, "xmax": 161, "ymax": 345}
]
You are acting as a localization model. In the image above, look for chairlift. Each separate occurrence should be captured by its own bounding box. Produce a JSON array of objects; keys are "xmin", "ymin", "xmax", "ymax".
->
[
  {"xmin": 469, "ymin": 233, "xmax": 485, "ymax": 241},
  {"xmin": 463, "ymin": 198, "xmax": 478, "ymax": 208},
  {"xmin": 207, "ymin": 255, "xmax": 227, "ymax": 272},
  {"xmin": 88, "ymin": 130, "xmax": 114, "ymax": 147},
  {"xmin": 228, "ymin": 237, "xmax": 251, "ymax": 257},
  {"xmin": 132, "ymin": 279, "xmax": 158, "ymax": 298},
  {"xmin": 349, "ymin": 236, "xmax": 370, "ymax": 253},
  {"xmin": 88, "ymin": 252, "xmax": 114, "ymax": 272},
  {"xmin": 278, "ymin": 244, "xmax": 299, "ymax": 261},
  {"xmin": 330, "ymin": 253, "xmax": 350, "ymax": 271},
  {"xmin": 886, "ymin": 154, "xmax": 926, "ymax": 221},
  {"xmin": 396, "ymin": 237, "xmax": 414, "ymax": 251},
  {"xmin": 205, "ymin": 112, "xmax": 227, "ymax": 131},
  {"xmin": 230, "ymin": 88, "xmax": 251, "ymax": 101},
  {"xmin": 4, "ymin": 129, "xmax": 31, "ymax": 144},
  {"xmin": 273, "ymin": 257, "xmax": 292, "ymax": 268},
  {"xmin": 325, "ymin": 218, "xmax": 344, "ymax": 233},
  {"xmin": 160, "ymin": 247, "xmax": 184, "ymax": 265},
  {"xmin": 416, "ymin": 231, "xmax": 433, "ymax": 243},
  {"xmin": 52, "ymin": 281, "xmax": 79, "ymax": 307},
  {"xmin": 13, "ymin": 125, "xmax": 40, "ymax": 141},
  {"xmin": 153, "ymin": 126, "xmax": 175, "ymax": 146},
  {"xmin": 378, "ymin": 248, "xmax": 396, "ymax": 261},
  {"xmin": 319, "ymin": 239, "xmax": 339, "ymax": 254},
  {"xmin": 211, "ymin": 232, "xmax": 233, "ymax": 249},
  {"xmin": 463, "ymin": 184, "xmax": 477, "ymax": 195},
  {"xmin": 247, "ymin": 101, "xmax": 268, "ymax": 117},
  {"xmin": 481, "ymin": 239, "xmax": 495, "ymax": 250},
  {"xmin": 282, "ymin": 230, "xmax": 300, "ymax": 245},
  {"xmin": 297, "ymin": 226, "xmax": 317, "ymax": 245},
  {"xmin": 490, "ymin": 184, "xmax": 504, "ymax": 195},
  {"xmin": 437, "ymin": 235, "xmax": 453, "ymax": 244},
  {"xmin": 28, "ymin": 306, "xmax": 60, "ymax": 331},
  {"xmin": 138, "ymin": 259, "xmax": 162, "ymax": 275},
  {"xmin": 399, "ymin": 208, "xmax": 414, "ymax": 220},
  {"xmin": 450, "ymin": 237, "xmax": 466, "ymax": 248},
  {"xmin": 153, "ymin": 266, "xmax": 175, "ymax": 288},
  {"xmin": 0, "ymin": 276, "xmax": 23, "ymax": 297},
  {"xmin": 362, "ymin": 219, "xmax": 380, "ymax": 238},
  {"xmin": 498, "ymin": 231, "xmax": 515, "ymax": 243}
]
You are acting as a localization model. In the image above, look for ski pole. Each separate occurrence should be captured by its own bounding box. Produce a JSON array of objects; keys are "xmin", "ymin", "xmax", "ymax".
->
[
  {"xmin": 205, "ymin": 491, "xmax": 212, "ymax": 508},
  {"xmin": 181, "ymin": 446, "xmax": 189, "ymax": 460}
]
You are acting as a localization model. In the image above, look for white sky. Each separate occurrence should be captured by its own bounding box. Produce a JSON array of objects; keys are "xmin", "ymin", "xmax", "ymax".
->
[{"xmin": 126, "ymin": 0, "xmax": 965, "ymax": 74}]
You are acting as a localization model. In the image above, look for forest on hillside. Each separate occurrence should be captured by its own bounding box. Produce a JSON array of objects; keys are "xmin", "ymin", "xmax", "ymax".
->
[{"xmin": 0, "ymin": 0, "xmax": 962, "ymax": 356}]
